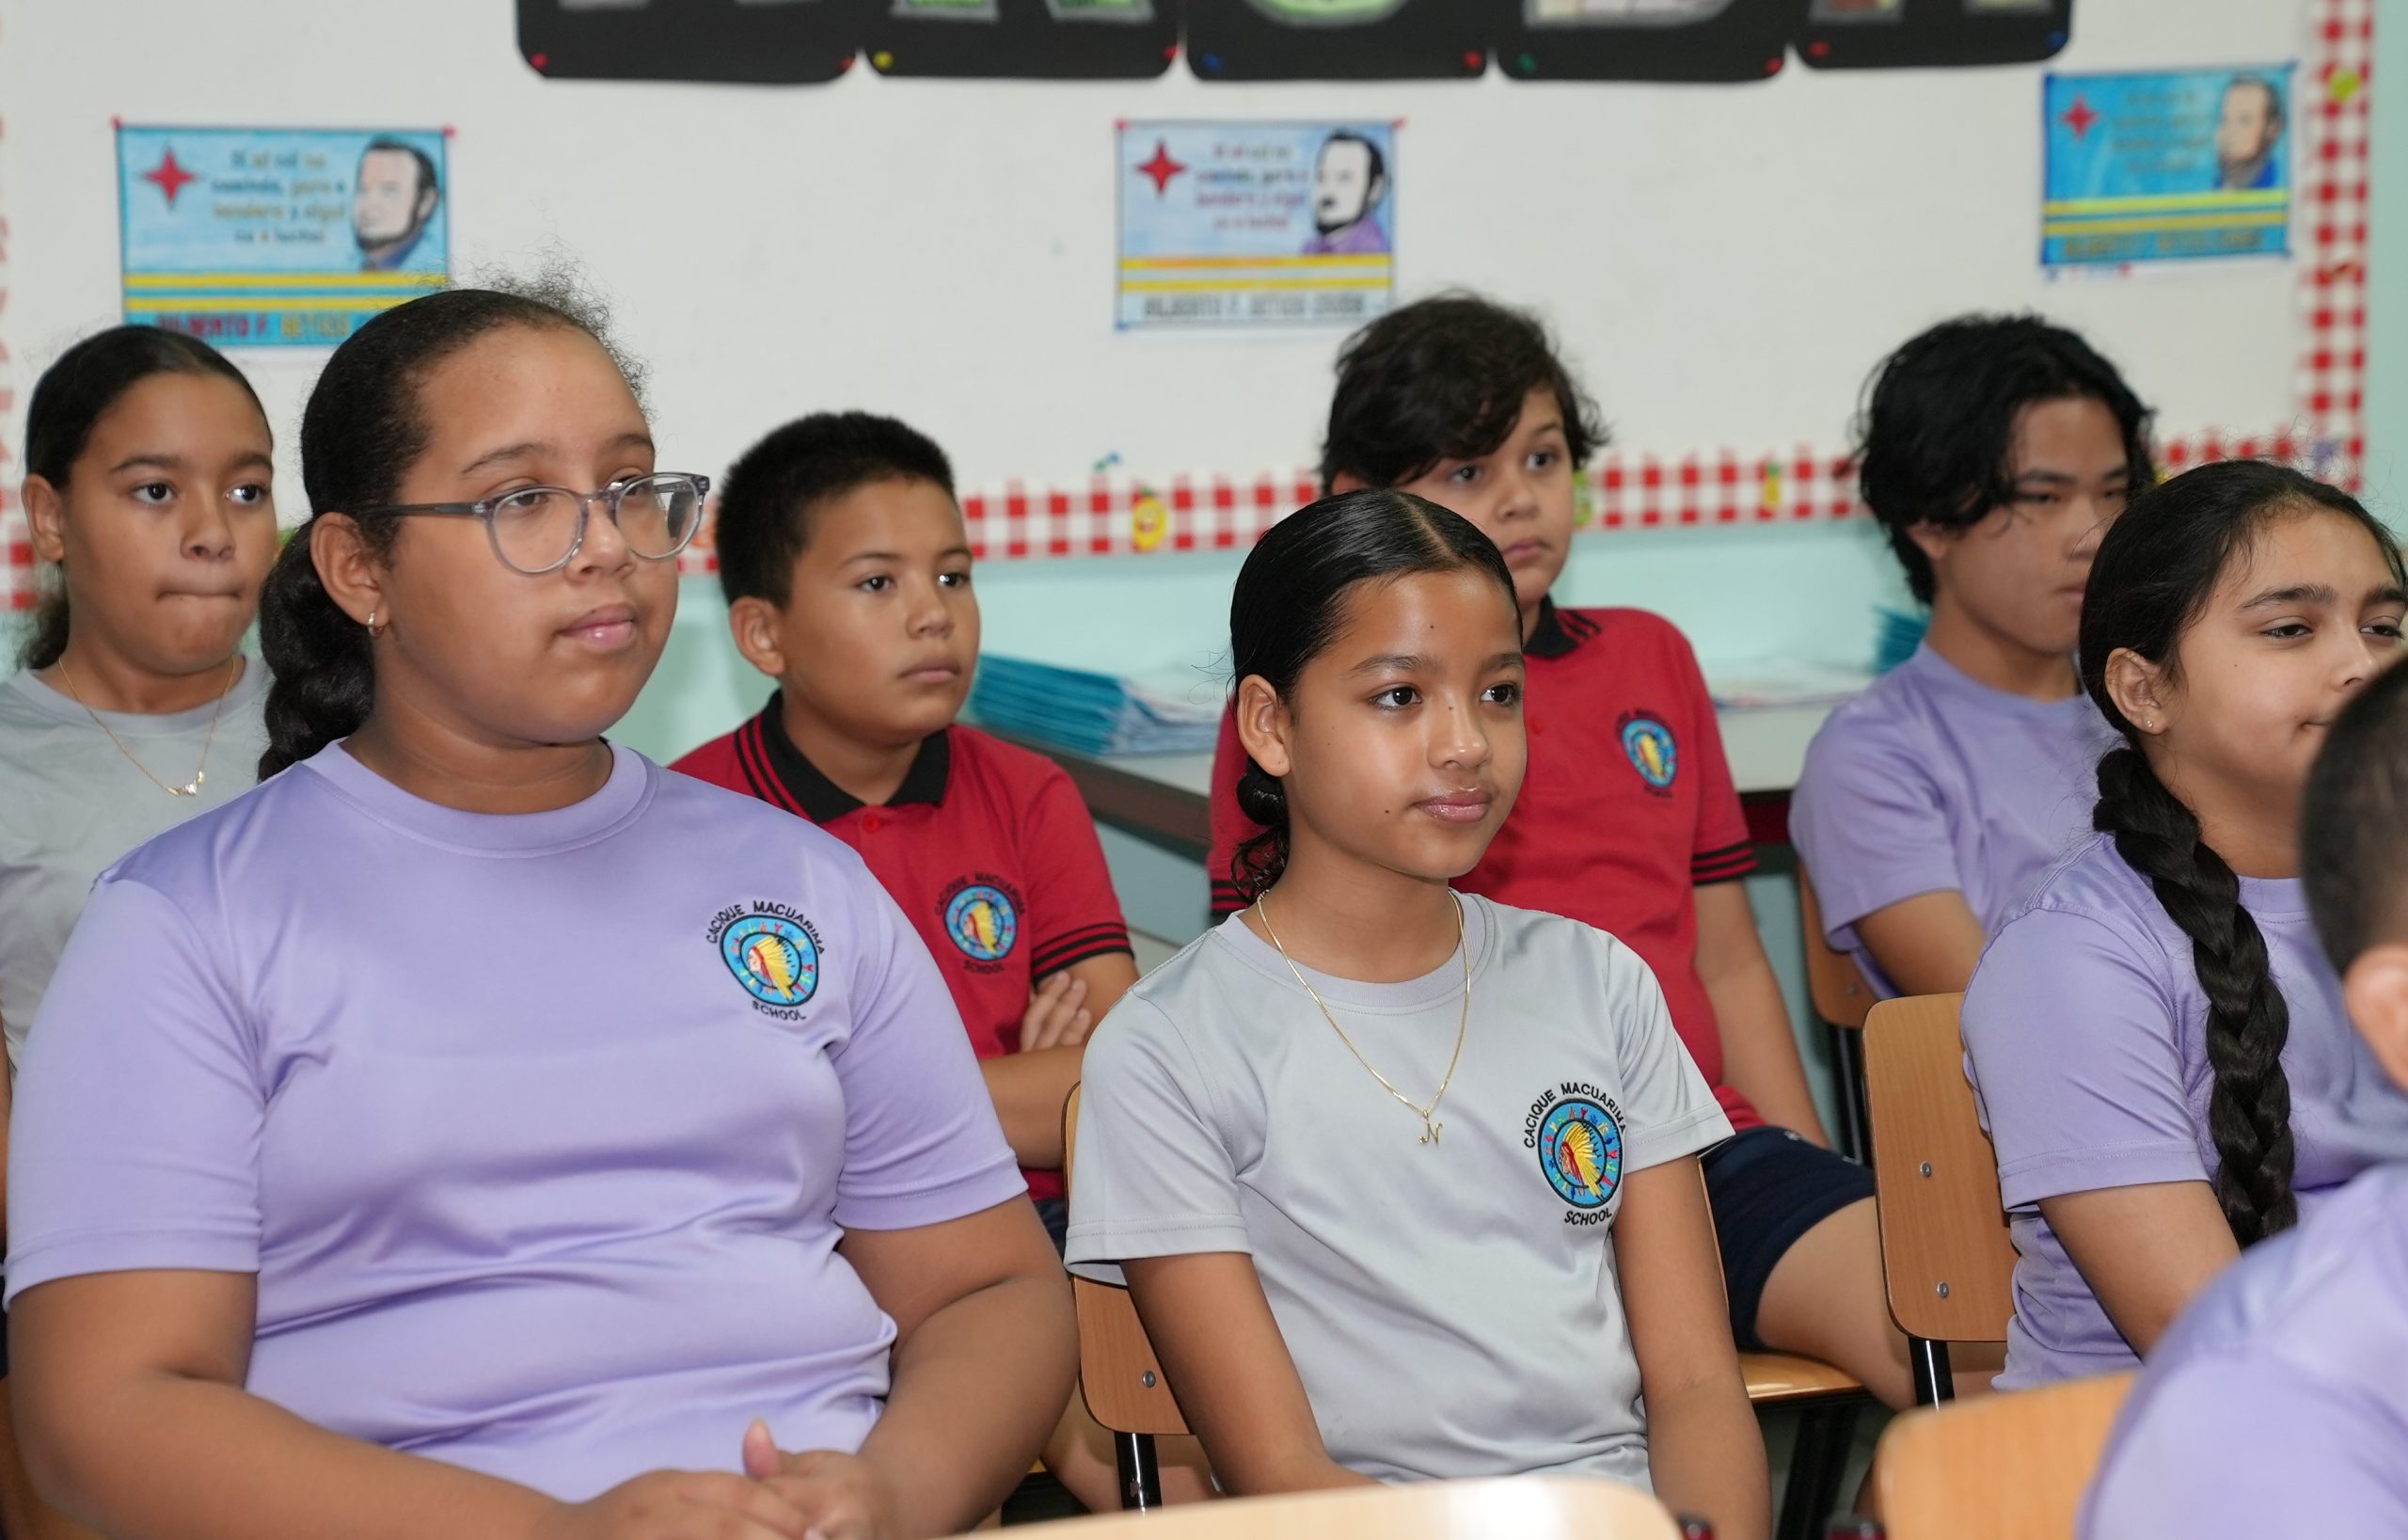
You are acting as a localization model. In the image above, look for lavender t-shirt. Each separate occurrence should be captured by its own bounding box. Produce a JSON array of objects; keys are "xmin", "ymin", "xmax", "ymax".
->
[
  {"xmin": 2078, "ymin": 1161, "xmax": 2408, "ymax": 1538},
  {"xmin": 1961, "ymin": 834, "xmax": 2408, "ymax": 1389},
  {"xmin": 6, "ymin": 742, "xmax": 1025, "ymax": 1501},
  {"xmin": 1790, "ymin": 645, "xmax": 2115, "ymax": 995}
]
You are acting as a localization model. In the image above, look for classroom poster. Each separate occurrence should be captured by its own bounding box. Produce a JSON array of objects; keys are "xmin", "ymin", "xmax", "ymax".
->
[
  {"xmin": 1492, "ymin": 0, "xmax": 1791, "ymax": 83},
  {"xmin": 118, "ymin": 126, "xmax": 449, "ymax": 348},
  {"xmin": 1117, "ymin": 120, "xmax": 1397, "ymax": 330},
  {"xmin": 1182, "ymin": 0, "xmax": 1482, "ymax": 80},
  {"xmin": 515, "ymin": 0, "xmax": 853, "ymax": 84},
  {"xmin": 860, "ymin": 0, "xmax": 1176, "ymax": 78},
  {"xmin": 2042, "ymin": 68, "xmax": 2292, "ymax": 267},
  {"xmin": 1797, "ymin": 0, "xmax": 2070, "ymax": 70}
]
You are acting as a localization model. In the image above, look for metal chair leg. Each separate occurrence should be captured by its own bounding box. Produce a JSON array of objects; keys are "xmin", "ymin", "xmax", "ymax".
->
[
  {"xmin": 1830, "ymin": 1024, "xmax": 1872, "ymax": 1167},
  {"xmin": 1775, "ymin": 1400, "xmax": 1863, "ymax": 1540},
  {"xmin": 1115, "ymin": 1431, "xmax": 1162, "ymax": 1511},
  {"xmin": 1909, "ymin": 1336, "xmax": 1956, "ymax": 1405}
]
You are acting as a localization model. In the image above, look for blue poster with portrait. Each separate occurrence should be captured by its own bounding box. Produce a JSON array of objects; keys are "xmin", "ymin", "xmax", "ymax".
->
[
  {"xmin": 118, "ymin": 125, "xmax": 450, "ymax": 348},
  {"xmin": 2042, "ymin": 68, "xmax": 2291, "ymax": 268},
  {"xmin": 1117, "ymin": 120, "xmax": 1397, "ymax": 330}
]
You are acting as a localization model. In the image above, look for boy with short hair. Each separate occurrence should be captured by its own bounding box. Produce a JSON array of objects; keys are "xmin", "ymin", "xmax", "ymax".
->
[
  {"xmin": 1206, "ymin": 293, "xmax": 1919, "ymax": 1408},
  {"xmin": 2081, "ymin": 658, "xmax": 2408, "ymax": 1537},
  {"xmin": 675, "ymin": 412, "xmax": 1138, "ymax": 1223},
  {"xmin": 1791, "ymin": 315, "xmax": 2150, "ymax": 998}
]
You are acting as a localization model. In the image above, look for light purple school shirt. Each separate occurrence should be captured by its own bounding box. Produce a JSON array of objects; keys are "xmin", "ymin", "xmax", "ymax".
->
[
  {"xmin": 1961, "ymin": 834, "xmax": 2408, "ymax": 1389},
  {"xmin": 1791, "ymin": 644, "xmax": 2115, "ymax": 995},
  {"xmin": 5, "ymin": 741, "xmax": 1025, "ymax": 1501},
  {"xmin": 2078, "ymin": 1161, "xmax": 2408, "ymax": 1538}
]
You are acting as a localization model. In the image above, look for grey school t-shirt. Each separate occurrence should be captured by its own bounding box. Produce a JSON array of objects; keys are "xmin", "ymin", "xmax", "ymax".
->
[
  {"xmin": 0, "ymin": 661, "xmax": 269, "ymax": 1067},
  {"xmin": 1066, "ymin": 895, "xmax": 1732, "ymax": 1488}
]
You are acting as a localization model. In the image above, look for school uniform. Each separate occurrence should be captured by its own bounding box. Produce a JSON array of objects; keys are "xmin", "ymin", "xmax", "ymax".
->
[
  {"xmin": 1962, "ymin": 834, "xmax": 2408, "ymax": 1389},
  {"xmin": 1207, "ymin": 599, "xmax": 1871, "ymax": 1345},
  {"xmin": 1789, "ymin": 644, "xmax": 2116, "ymax": 995},
  {"xmin": 674, "ymin": 698, "xmax": 1133, "ymax": 1212},
  {"xmin": 1067, "ymin": 895, "xmax": 1732, "ymax": 1486},
  {"xmin": 2080, "ymin": 1162, "xmax": 2408, "ymax": 1537},
  {"xmin": 6, "ymin": 742, "xmax": 1023, "ymax": 1500},
  {"xmin": 0, "ymin": 660, "xmax": 269, "ymax": 1069}
]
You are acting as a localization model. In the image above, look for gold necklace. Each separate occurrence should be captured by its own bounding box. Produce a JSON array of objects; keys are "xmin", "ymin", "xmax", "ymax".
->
[
  {"xmin": 54, "ymin": 655, "xmax": 241, "ymax": 799},
  {"xmin": 1258, "ymin": 890, "xmax": 1470, "ymax": 1147}
]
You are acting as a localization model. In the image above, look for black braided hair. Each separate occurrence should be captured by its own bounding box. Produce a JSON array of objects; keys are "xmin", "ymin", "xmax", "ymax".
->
[
  {"xmin": 260, "ymin": 275, "xmax": 639, "ymax": 778},
  {"xmin": 2080, "ymin": 458, "xmax": 2405, "ymax": 1245},
  {"xmin": 1227, "ymin": 488, "xmax": 1515, "ymax": 900}
]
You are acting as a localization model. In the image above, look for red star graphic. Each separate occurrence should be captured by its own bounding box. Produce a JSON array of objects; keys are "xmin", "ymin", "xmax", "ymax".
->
[
  {"xmin": 2062, "ymin": 94, "xmax": 2098, "ymax": 139},
  {"xmin": 142, "ymin": 148, "xmax": 200, "ymax": 208},
  {"xmin": 1135, "ymin": 139, "xmax": 1188, "ymax": 198}
]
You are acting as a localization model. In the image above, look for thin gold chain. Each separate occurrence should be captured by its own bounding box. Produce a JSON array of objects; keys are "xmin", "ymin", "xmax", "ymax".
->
[
  {"xmin": 1258, "ymin": 889, "xmax": 1469, "ymax": 1147},
  {"xmin": 53, "ymin": 655, "xmax": 240, "ymax": 799}
]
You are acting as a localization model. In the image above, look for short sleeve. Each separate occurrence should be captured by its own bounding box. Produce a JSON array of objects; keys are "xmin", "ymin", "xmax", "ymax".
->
[
  {"xmin": 1207, "ymin": 707, "xmax": 1256, "ymax": 920},
  {"xmin": 1789, "ymin": 714, "xmax": 1963, "ymax": 945},
  {"xmin": 2082, "ymin": 1361, "xmax": 2408, "ymax": 1540},
  {"xmin": 1064, "ymin": 995, "xmax": 1249, "ymax": 1278},
  {"xmin": 830, "ymin": 869, "xmax": 1026, "ymax": 1230},
  {"xmin": 1019, "ymin": 765, "xmax": 1133, "ymax": 979},
  {"xmin": 7, "ymin": 878, "xmax": 266, "ymax": 1304},
  {"xmin": 1663, "ymin": 629, "xmax": 1755, "ymax": 886},
  {"xmin": 1962, "ymin": 907, "xmax": 2208, "ymax": 1211},
  {"xmin": 1603, "ymin": 933, "xmax": 1735, "ymax": 1171}
]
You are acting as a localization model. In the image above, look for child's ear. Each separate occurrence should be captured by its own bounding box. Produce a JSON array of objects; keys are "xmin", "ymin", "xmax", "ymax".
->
[
  {"xmin": 2345, "ymin": 944, "xmax": 2408, "ymax": 1093},
  {"xmin": 2102, "ymin": 646, "xmax": 2174, "ymax": 737},
  {"xmin": 1904, "ymin": 519, "xmax": 1958, "ymax": 570},
  {"xmin": 726, "ymin": 596, "xmax": 791, "ymax": 682},
  {"xmin": 1233, "ymin": 675, "xmax": 1295, "ymax": 780},
  {"xmin": 24, "ymin": 476, "xmax": 66, "ymax": 563},
  {"xmin": 311, "ymin": 514, "xmax": 385, "ymax": 628},
  {"xmin": 1328, "ymin": 471, "xmax": 1370, "ymax": 496}
]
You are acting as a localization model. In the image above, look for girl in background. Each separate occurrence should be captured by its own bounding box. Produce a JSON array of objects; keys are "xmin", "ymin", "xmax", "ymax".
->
[{"xmin": 1964, "ymin": 459, "xmax": 2408, "ymax": 1388}]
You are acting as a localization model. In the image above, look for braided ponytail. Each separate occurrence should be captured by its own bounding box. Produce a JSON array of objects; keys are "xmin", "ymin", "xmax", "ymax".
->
[
  {"xmin": 2080, "ymin": 458, "xmax": 2406, "ymax": 1246},
  {"xmin": 1225, "ymin": 487, "xmax": 1516, "ymax": 902},
  {"xmin": 260, "ymin": 276, "xmax": 639, "ymax": 777},
  {"xmin": 2091, "ymin": 746, "xmax": 2295, "ymax": 1242}
]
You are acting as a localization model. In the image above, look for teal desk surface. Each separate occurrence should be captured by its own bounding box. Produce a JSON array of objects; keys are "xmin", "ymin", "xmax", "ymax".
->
[{"xmin": 995, "ymin": 700, "xmax": 1836, "ymax": 864}]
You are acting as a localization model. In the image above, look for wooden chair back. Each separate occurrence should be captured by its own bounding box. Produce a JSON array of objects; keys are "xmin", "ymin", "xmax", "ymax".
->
[
  {"xmin": 1875, "ymin": 1373, "xmax": 2135, "ymax": 1540},
  {"xmin": 1063, "ymin": 1085, "xmax": 1191, "ymax": 1438},
  {"xmin": 1797, "ymin": 869, "xmax": 1876, "ymax": 1030},
  {"xmin": 1003, "ymin": 1475, "xmax": 1682, "ymax": 1539},
  {"xmin": 1861, "ymin": 994, "xmax": 2017, "ymax": 1346}
]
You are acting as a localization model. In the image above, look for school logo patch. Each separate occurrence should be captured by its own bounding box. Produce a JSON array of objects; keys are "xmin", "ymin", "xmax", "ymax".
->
[
  {"xmin": 942, "ymin": 877, "xmax": 1022, "ymax": 964},
  {"xmin": 708, "ymin": 901, "xmax": 825, "ymax": 1014},
  {"xmin": 1525, "ymin": 1081, "xmax": 1626, "ymax": 1224},
  {"xmin": 1618, "ymin": 712, "xmax": 1678, "ymax": 795}
]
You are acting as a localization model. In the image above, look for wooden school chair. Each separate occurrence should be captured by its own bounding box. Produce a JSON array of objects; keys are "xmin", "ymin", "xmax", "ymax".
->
[
  {"xmin": 1003, "ymin": 1474, "xmax": 1683, "ymax": 1539},
  {"xmin": 1068, "ymin": 1088, "xmax": 1869, "ymax": 1535},
  {"xmin": 1872, "ymin": 1372, "xmax": 2134, "ymax": 1540},
  {"xmin": 1796, "ymin": 868, "xmax": 1877, "ymax": 1165},
  {"xmin": 1861, "ymin": 993, "xmax": 2017, "ymax": 1405}
]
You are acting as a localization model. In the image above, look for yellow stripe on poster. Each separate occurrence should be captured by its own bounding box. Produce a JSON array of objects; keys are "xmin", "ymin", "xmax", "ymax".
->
[
  {"xmin": 2043, "ymin": 190, "xmax": 2290, "ymax": 216},
  {"xmin": 2041, "ymin": 211, "xmax": 2290, "ymax": 238},
  {"xmin": 1118, "ymin": 255, "xmax": 1392, "ymax": 271},
  {"xmin": 1119, "ymin": 277, "xmax": 1394, "ymax": 294},
  {"xmin": 122, "ymin": 272, "xmax": 447, "ymax": 291},
  {"xmin": 123, "ymin": 294, "xmax": 420, "ymax": 314}
]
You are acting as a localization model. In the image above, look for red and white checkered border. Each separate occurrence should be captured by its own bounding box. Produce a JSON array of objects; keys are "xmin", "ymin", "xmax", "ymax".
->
[{"xmin": 4, "ymin": 0, "xmax": 2374, "ymax": 606}]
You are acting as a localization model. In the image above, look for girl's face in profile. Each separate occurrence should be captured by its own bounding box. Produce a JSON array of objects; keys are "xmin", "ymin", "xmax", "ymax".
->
[{"xmin": 1251, "ymin": 566, "xmax": 1528, "ymax": 887}]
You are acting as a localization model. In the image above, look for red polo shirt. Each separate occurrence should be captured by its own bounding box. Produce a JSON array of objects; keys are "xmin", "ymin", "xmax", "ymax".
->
[
  {"xmin": 1208, "ymin": 600, "xmax": 1763, "ymax": 1130},
  {"xmin": 675, "ymin": 701, "xmax": 1133, "ymax": 1199}
]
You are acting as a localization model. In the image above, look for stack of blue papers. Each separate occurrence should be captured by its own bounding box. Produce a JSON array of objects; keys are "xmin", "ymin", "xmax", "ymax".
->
[{"xmin": 968, "ymin": 655, "xmax": 1227, "ymax": 757}]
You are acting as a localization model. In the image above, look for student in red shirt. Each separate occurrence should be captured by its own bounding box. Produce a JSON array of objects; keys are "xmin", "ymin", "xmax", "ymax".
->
[
  {"xmin": 1208, "ymin": 295, "xmax": 1918, "ymax": 1408},
  {"xmin": 675, "ymin": 412, "xmax": 1208, "ymax": 1509}
]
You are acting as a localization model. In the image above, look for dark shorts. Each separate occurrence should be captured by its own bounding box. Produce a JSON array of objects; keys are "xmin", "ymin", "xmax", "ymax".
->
[
  {"xmin": 1700, "ymin": 1125, "xmax": 1876, "ymax": 1352},
  {"xmin": 1034, "ymin": 1196, "xmax": 1070, "ymax": 1257}
]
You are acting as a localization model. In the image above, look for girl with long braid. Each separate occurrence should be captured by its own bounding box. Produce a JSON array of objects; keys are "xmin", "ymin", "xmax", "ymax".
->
[{"xmin": 1963, "ymin": 458, "xmax": 2408, "ymax": 1389}]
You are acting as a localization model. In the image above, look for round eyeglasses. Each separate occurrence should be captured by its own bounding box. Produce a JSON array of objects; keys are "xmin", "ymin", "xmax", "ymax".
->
[{"xmin": 369, "ymin": 472, "xmax": 711, "ymax": 576}]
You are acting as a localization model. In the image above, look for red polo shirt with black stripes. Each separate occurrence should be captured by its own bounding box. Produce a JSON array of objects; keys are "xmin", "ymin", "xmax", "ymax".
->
[
  {"xmin": 675, "ymin": 700, "xmax": 1133, "ymax": 1198},
  {"xmin": 1208, "ymin": 601, "xmax": 1764, "ymax": 1130}
]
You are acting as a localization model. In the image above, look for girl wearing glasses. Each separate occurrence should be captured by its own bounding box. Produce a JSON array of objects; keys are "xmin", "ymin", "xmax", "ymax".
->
[{"xmin": 4, "ymin": 284, "xmax": 1073, "ymax": 1540}]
